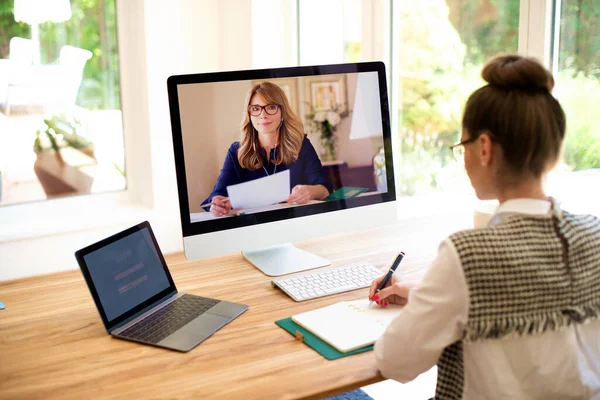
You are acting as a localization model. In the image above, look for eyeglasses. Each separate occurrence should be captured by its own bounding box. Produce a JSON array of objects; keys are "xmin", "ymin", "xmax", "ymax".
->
[
  {"xmin": 449, "ymin": 137, "xmax": 478, "ymax": 162},
  {"xmin": 248, "ymin": 104, "xmax": 280, "ymax": 116}
]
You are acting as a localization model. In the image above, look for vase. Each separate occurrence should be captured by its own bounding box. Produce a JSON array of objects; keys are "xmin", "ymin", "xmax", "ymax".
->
[
  {"xmin": 320, "ymin": 123, "xmax": 337, "ymax": 161},
  {"xmin": 320, "ymin": 140, "xmax": 337, "ymax": 161}
]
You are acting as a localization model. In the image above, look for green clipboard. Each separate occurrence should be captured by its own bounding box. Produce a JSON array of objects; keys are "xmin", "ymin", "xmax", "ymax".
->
[
  {"xmin": 325, "ymin": 187, "xmax": 369, "ymax": 201},
  {"xmin": 275, "ymin": 318, "xmax": 373, "ymax": 360}
]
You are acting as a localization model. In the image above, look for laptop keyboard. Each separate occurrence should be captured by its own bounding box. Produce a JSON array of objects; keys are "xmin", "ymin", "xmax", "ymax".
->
[{"xmin": 119, "ymin": 294, "xmax": 219, "ymax": 344}]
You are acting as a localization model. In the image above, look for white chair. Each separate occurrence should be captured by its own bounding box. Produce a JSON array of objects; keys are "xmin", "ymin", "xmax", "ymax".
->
[
  {"xmin": 9, "ymin": 37, "xmax": 34, "ymax": 66},
  {"xmin": 56, "ymin": 45, "xmax": 93, "ymax": 112},
  {"xmin": 0, "ymin": 37, "xmax": 34, "ymax": 114},
  {"xmin": 0, "ymin": 44, "xmax": 92, "ymax": 116}
]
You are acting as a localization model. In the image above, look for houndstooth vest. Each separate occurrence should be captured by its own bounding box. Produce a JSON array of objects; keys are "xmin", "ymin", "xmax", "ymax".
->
[{"xmin": 434, "ymin": 209, "xmax": 600, "ymax": 399}]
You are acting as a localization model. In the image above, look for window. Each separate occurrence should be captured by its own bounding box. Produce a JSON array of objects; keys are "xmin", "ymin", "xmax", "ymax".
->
[
  {"xmin": 392, "ymin": 0, "xmax": 520, "ymax": 199},
  {"xmin": 0, "ymin": 0, "xmax": 124, "ymax": 207},
  {"xmin": 546, "ymin": 0, "xmax": 600, "ymax": 215}
]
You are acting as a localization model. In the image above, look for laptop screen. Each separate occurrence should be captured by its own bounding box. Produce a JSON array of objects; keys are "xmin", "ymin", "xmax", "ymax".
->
[{"xmin": 82, "ymin": 226, "xmax": 172, "ymax": 323}]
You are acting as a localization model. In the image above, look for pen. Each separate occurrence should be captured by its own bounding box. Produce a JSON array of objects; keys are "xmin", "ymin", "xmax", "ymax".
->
[
  {"xmin": 372, "ymin": 251, "xmax": 405, "ymax": 303},
  {"xmin": 200, "ymin": 198, "xmax": 230, "ymax": 210}
]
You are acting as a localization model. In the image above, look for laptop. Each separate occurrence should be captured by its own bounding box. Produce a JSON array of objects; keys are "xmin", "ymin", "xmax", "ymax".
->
[{"xmin": 75, "ymin": 221, "xmax": 248, "ymax": 352}]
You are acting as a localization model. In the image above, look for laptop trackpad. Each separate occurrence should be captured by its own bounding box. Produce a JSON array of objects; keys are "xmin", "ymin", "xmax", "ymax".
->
[
  {"xmin": 184, "ymin": 313, "xmax": 231, "ymax": 336},
  {"xmin": 208, "ymin": 300, "xmax": 248, "ymax": 318},
  {"xmin": 158, "ymin": 313, "xmax": 231, "ymax": 352}
]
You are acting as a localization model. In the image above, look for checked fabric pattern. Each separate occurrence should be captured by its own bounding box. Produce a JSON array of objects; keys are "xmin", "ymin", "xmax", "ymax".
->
[{"xmin": 434, "ymin": 210, "xmax": 600, "ymax": 399}]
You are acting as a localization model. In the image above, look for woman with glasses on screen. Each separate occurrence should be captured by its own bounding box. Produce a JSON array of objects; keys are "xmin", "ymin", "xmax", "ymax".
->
[
  {"xmin": 369, "ymin": 54, "xmax": 600, "ymax": 399},
  {"xmin": 203, "ymin": 81, "xmax": 333, "ymax": 217}
]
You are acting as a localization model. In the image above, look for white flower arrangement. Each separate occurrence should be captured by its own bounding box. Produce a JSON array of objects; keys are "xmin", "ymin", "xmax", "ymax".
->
[
  {"xmin": 305, "ymin": 104, "xmax": 349, "ymax": 161},
  {"xmin": 313, "ymin": 111, "xmax": 326, "ymax": 122},
  {"xmin": 312, "ymin": 110, "xmax": 342, "ymax": 126},
  {"xmin": 326, "ymin": 111, "xmax": 341, "ymax": 126}
]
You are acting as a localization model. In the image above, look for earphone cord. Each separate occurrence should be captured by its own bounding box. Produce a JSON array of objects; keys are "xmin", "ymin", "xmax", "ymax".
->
[
  {"xmin": 262, "ymin": 146, "xmax": 277, "ymax": 176},
  {"xmin": 263, "ymin": 164, "xmax": 277, "ymax": 176}
]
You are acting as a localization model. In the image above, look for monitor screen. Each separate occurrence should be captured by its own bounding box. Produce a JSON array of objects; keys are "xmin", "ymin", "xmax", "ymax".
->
[{"xmin": 168, "ymin": 62, "xmax": 396, "ymax": 275}]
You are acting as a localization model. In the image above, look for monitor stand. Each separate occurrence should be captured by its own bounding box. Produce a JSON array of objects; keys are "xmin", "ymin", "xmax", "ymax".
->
[{"xmin": 241, "ymin": 243, "xmax": 330, "ymax": 276}]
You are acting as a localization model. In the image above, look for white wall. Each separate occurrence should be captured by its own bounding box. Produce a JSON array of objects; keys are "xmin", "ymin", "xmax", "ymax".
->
[
  {"xmin": 252, "ymin": 0, "xmax": 297, "ymax": 68},
  {"xmin": 299, "ymin": 0, "xmax": 345, "ymax": 64}
]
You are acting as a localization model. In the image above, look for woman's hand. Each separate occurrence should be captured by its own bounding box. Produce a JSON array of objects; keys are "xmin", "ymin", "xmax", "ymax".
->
[
  {"xmin": 287, "ymin": 184, "xmax": 329, "ymax": 204},
  {"xmin": 368, "ymin": 274, "xmax": 416, "ymax": 307},
  {"xmin": 287, "ymin": 185, "xmax": 313, "ymax": 204},
  {"xmin": 210, "ymin": 196, "xmax": 232, "ymax": 217}
]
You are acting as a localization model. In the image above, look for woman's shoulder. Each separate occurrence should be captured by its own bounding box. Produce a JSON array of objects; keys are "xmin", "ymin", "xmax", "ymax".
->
[
  {"xmin": 223, "ymin": 142, "xmax": 242, "ymax": 163},
  {"xmin": 297, "ymin": 135, "xmax": 318, "ymax": 157},
  {"xmin": 228, "ymin": 141, "xmax": 241, "ymax": 153},
  {"xmin": 300, "ymin": 134, "xmax": 313, "ymax": 149}
]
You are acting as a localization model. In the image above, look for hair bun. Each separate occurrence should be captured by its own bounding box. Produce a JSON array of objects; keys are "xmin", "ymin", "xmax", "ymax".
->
[{"xmin": 482, "ymin": 54, "xmax": 554, "ymax": 92}]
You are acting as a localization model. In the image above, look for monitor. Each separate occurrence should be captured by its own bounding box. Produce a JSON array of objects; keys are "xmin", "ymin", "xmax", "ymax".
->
[{"xmin": 167, "ymin": 62, "xmax": 396, "ymax": 276}]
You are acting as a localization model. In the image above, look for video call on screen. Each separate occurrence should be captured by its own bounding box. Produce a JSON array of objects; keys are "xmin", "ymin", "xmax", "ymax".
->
[
  {"xmin": 84, "ymin": 229, "xmax": 171, "ymax": 322},
  {"xmin": 177, "ymin": 71, "xmax": 388, "ymax": 218}
]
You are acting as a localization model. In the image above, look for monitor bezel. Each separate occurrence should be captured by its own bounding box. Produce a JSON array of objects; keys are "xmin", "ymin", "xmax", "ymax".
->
[
  {"xmin": 167, "ymin": 61, "xmax": 396, "ymax": 238},
  {"xmin": 74, "ymin": 221, "xmax": 177, "ymax": 331}
]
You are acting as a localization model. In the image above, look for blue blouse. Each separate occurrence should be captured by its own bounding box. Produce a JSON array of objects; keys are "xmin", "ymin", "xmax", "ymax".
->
[{"xmin": 202, "ymin": 136, "xmax": 333, "ymax": 207}]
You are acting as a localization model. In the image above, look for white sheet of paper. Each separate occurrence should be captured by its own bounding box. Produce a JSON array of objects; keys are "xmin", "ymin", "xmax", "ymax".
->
[
  {"xmin": 291, "ymin": 299, "xmax": 403, "ymax": 353},
  {"xmin": 226, "ymin": 169, "xmax": 290, "ymax": 210}
]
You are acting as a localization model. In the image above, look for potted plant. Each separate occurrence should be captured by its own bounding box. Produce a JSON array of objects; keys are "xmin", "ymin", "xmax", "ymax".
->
[
  {"xmin": 34, "ymin": 115, "xmax": 95, "ymax": 160},
  {"xmin": 33, "ymin": 114, "xmax": 96, "ymax": 196}
]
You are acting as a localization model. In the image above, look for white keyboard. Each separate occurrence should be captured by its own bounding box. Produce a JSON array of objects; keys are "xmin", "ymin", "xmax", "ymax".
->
[{"xmin": 271, "ymin": 262, "xmax": 382, "ymax": 302}]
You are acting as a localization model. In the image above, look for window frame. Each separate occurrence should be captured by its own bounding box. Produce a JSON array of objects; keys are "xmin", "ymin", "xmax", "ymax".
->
[{"xmin": 519, "ymin": 0, "xmax": 555, "ymax": 66}]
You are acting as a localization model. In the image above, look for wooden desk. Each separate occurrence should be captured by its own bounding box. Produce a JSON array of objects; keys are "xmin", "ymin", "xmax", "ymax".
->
[{"xmin": 0, "ymin": 213, "xmax": 470, "ymax": 399}]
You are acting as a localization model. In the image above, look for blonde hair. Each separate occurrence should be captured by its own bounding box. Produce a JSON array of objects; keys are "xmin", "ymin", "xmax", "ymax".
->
[{"xmin": 238, "ymin": 82, "xmax": 305, "ymax": 170}]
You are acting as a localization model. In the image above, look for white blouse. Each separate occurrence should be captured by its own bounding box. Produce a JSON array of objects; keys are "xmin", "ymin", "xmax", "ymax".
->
[{"xmin": 374, "ymin": 198, "xmax": 600, "ymax": 399}]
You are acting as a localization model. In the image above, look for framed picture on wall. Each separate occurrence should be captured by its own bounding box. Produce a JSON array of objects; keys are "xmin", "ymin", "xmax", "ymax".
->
[
  {"xmin": 303, "ymin": 74, "xmax": 347, "ymax": 112},
  {"xmin": 251, "ymin": 77, "xmax": 299, "ymax": 114}
]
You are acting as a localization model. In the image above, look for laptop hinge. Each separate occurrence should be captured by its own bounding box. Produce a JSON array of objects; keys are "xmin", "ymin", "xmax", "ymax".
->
[{"xmin": 109, "ymin": 291, "xmax": 181, "ymax": 335}]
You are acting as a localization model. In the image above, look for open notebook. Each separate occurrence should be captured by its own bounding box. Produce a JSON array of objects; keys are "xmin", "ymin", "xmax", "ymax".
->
[{"xmin": 291, "ymin": 299, "xmax": 403, "ymax": 353}]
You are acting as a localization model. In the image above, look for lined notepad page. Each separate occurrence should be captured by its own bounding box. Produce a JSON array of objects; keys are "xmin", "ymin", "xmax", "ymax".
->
[{"xmin": 291, "ymin": 299, "xmax": 403, "ymax": 353}]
